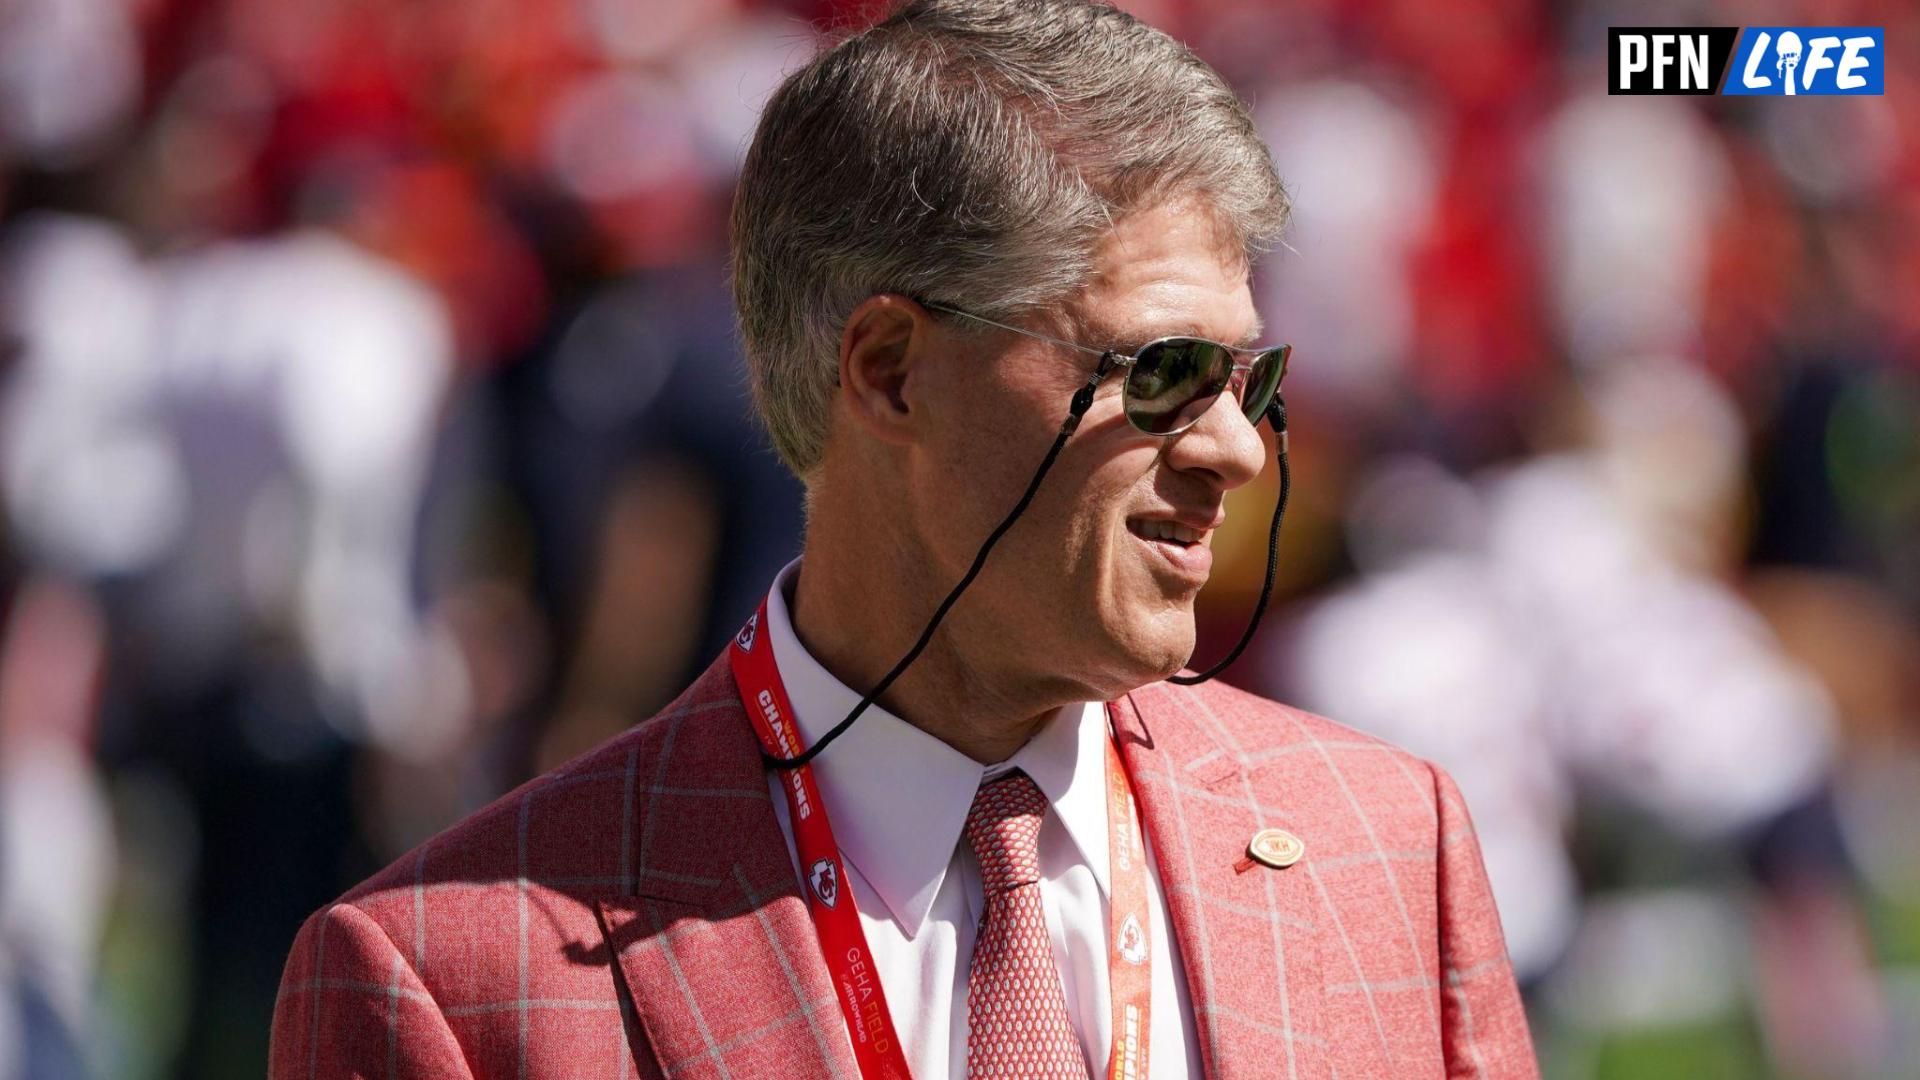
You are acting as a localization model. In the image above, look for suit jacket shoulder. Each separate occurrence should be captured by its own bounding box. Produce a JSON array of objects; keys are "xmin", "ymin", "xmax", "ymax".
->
[
  {"xmin": 268, "ymin": 657, "xmax": 810, "ymax": 1079},
  {"xmin": 1118, "ymin": 675, "xmax": 1537, "ymax": 1078},
  {"xmin": 1176, "ymin": 674, "xmax": 1453, "ymax": 848}
]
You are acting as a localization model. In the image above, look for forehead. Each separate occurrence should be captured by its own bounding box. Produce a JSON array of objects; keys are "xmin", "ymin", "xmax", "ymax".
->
[{"xmin": 1064, "ymin": 197, "xmax": 1263, "ymax": 348}]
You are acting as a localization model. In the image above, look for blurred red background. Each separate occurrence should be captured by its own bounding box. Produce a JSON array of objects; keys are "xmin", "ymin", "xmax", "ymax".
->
[{"xmin": 0, "ymin": 0, "xmax": 1916, "ymax": 1076}]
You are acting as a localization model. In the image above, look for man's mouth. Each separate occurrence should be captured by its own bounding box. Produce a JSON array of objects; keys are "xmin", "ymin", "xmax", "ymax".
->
[
  {"xmin": 1124, "ymin": 516, "xmax": 1215, "ymax": 583},
  {"xmin": 1125, "ymin": 518, "xmax": 1205, "ymax": 546}
]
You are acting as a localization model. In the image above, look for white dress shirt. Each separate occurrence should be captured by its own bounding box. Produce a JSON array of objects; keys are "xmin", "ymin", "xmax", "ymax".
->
[{"xmin": 761, "ymin": 559, "xmax": 1203, "ymax": 1079}]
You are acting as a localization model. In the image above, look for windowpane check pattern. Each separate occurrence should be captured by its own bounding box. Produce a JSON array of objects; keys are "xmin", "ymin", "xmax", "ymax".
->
[{"xmin": 269, "ymin": 651, "xmax": 1538, "ymax": 1079}]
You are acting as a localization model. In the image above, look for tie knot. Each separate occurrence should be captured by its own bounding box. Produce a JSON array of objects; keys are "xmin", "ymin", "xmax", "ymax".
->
[{"xmin": 964, "ymin": 770, "xmax": 1049, "ymax": 894}]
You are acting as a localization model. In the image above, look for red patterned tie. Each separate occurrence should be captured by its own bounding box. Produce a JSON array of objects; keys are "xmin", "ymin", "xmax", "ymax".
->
[{"xmin": 963, "ymin": 770, "xmax": 1093, "ymax": 1080}]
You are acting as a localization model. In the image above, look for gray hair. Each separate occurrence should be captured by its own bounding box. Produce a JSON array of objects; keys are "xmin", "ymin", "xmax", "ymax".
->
[{"xmin": 730, "ymin": 0, "xmax": 1289, "ymax": 480}]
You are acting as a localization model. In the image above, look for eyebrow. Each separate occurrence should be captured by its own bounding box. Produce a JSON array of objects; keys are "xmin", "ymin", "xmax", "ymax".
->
[{"xmin": 1109, "ymin": 316, "xmax": 1267, "ymax": 350}]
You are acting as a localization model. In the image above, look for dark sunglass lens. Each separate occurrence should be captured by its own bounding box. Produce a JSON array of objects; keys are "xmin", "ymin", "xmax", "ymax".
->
[
  {"xmin": 1240, "ymin": 345, "xmax": 1289, "ymax": 422},
  {"xmin": 1126, "ymin": 339, "xmax": 1230, "ymax": 435}
]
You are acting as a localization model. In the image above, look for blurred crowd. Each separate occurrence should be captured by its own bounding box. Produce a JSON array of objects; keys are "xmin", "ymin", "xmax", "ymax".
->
[{"xmin": 0, "ymin": 0, "xmax": 1915, "ymax": 1077}]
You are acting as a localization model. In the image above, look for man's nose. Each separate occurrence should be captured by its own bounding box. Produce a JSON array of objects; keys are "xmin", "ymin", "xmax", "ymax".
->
[{"xmin": 1159, "ymin": 387, "xmax": 1268, "ymax": 491}]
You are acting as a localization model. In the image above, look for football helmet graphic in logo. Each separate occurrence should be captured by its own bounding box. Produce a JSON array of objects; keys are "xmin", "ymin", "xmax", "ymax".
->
[
  {"xmin": 808, "ymin": 858, "xmax": 839, "ymax": 909},
  {"xmin": 735, "ymin": 613, "xmax": 759, "ymax": 653},
  {"xmin": 1117, "ymin": 913, "xmax": 1148, "ymax": 965}
]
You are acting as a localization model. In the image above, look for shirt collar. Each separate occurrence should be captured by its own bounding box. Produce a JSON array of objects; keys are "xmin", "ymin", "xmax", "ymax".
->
[{"xmin": 764, "ymin": 558, "xmax": 1112, "ymax": 938}]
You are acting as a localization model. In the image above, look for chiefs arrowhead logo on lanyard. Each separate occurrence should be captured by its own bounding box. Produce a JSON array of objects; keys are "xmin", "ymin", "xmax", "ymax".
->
[{"xmin": 809, "ymin": 858, "xmax": 841, "ymax": 909}]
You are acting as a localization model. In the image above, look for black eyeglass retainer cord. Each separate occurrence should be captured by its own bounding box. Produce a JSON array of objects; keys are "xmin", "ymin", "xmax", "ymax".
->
[{"xmin": 760, "ymin": 361, "xmax": 1288, "ymax": 770}]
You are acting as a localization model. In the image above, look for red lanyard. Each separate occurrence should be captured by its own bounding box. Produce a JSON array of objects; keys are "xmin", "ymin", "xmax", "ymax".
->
[
  {"xmin": 1101, "ymin": 718, "xmax": 1152, "ymax": 1080},
  {"xmin": 730, "ymin": 599, "xmax": 1154, "ymax": 1080}
]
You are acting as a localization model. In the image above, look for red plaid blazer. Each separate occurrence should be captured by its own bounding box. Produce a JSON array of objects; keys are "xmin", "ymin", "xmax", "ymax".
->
[{"xmin": 271, "ymin": 650, "xmax": 1537, "ymax": 1078}]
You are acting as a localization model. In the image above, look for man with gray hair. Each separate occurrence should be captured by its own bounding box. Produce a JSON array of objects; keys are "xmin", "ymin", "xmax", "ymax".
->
[{"xmin": 271, "ymin": 1, "xmax": 1537, "ymax": 1076}]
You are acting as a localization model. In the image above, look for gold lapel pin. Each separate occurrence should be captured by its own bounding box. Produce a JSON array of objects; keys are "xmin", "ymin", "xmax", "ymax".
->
[{"xmin": 1236, "ymin": 828, "xmax": 1305, "ymax": 873}]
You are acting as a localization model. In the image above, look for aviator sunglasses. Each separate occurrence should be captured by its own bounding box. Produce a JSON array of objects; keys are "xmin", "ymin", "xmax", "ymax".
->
[
  {"xmin": 760, "ymin": 296, "xmax": 1295, "ymax": 770},
  {"xmin": 923, "ymin": 301, "xmax": 1291, "ymax": 436}
]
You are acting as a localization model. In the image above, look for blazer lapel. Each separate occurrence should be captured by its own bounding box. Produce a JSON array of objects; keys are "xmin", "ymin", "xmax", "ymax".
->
[
  {"xmin": 1116, "ymin": 681, "xmax": 1329, "ymax": 1080},
  {"xmin": 593, "ymin": 657, "xmax": 858, "ymax": 1079}
]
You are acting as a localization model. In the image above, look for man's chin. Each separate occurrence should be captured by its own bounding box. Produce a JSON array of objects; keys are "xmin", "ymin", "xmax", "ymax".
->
[{"xmin": 1096, "ymin": 615, "xmax": 1196, "ymax": 690}]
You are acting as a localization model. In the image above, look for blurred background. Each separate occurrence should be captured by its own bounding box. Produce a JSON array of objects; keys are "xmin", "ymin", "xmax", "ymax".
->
[{"xmin": 0, "ymin": 0, "xmax": 1915, "ymax": 1076}]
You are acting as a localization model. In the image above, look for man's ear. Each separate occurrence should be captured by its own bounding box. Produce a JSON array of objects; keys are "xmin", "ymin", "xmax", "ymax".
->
[{"xmin": 836, "ymin": 294, "xmax": 934, "ymax": 448}]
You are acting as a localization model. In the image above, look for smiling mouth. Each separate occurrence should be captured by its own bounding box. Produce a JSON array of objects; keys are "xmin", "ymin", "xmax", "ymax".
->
[{"xmin": 1125, "ymin": 518, "xmax": 1205, "ymax": 546}]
